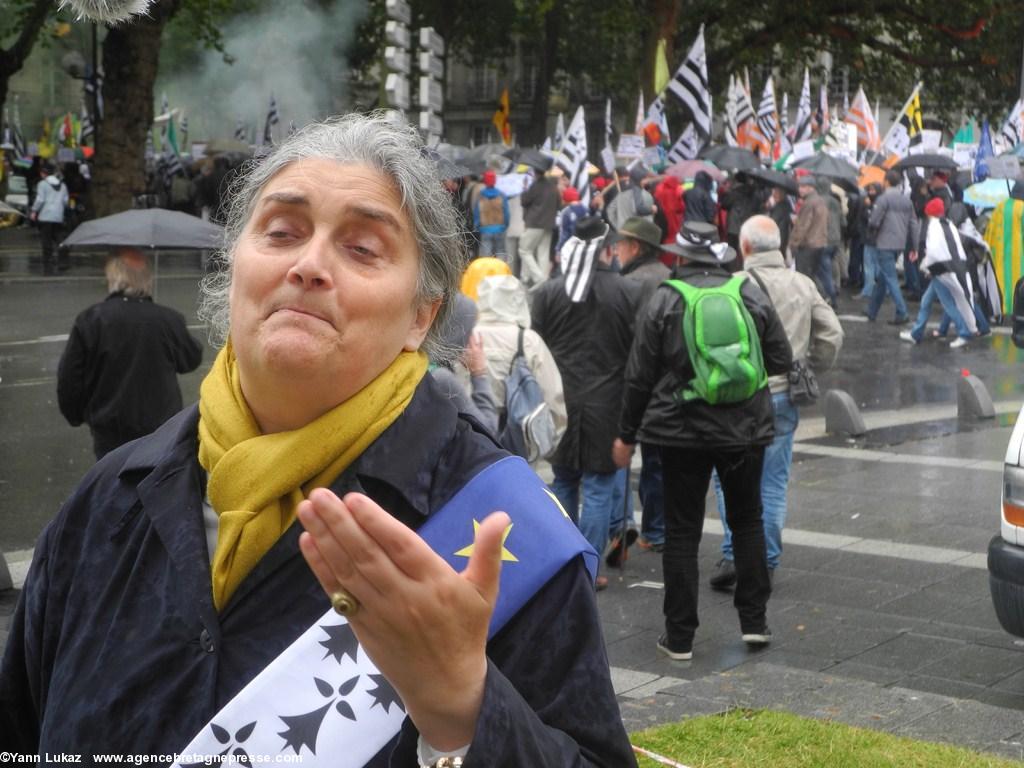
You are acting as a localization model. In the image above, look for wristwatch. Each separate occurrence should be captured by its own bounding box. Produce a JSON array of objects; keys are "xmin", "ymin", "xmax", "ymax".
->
[{"xmin": 424, "ymin": 758, "xmax": 463, "ymax": 768}]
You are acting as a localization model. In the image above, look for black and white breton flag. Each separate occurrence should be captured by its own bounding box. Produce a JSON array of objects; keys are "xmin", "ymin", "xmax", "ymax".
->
[
  {"xmin": 163, "ymin": 150, "xmax": 185, "ymax": 187},
  {"xmin": 666, "ymin": 25, "xmax": 711, "ymax": 139},
  {"xmin": 84, "ymin": 69, "xmax": 103, "ymax": 120},
  {"xmin": 667, "ymin": 123, "xmax": 699, "ymax": 163},
  {"xmin": 234, "ymin": 118, "xmax": 247, "ymax": 141},
  {"xmin": 79, "ymin": 98, "xmax": 93, "ymax": 141},
  {"xmin": 555, "ymin": 106, "xmax": 589, "ymax": 204},
  {"xmin": 724, "ymin": 75, "xmax": 739, "ymax": 147},
  {"xmin": 756, "ymin": 75, "xmax": 776, "ymax": 144},
  {"xmin": 1001, "ymin": 99, "xmax": 1023, "ymax": 150},
  {"xmin": 559, "ymin": 223, "xmax": 608, "ymax": 303},
  {"xmin": 179, "ymin": 115, "xmax": 188, "ymax": 146},
  {"xmin": 793, "ymin": 68, "xmax": 813, "ymax": 143},
  {"xmin": 158, "ymin": 92, "xmax": 169, "ymax": 151},
  {"xmin": 263, "ymin": 94, "xmax": 280, "ymax": 145}
]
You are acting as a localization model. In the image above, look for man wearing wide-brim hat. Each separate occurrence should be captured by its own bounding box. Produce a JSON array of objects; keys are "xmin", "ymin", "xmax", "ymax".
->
[
  {"xmin": 606, "ymin": 217, "xmax": 672, "ymax": 557},
  {"xmin": 613, "ymin": 220, "xmax": 792, "ymax": 661}
]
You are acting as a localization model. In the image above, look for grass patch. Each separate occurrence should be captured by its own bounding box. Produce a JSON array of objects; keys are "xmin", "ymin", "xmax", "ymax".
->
[{"xmin": 631, "ymin": 709, "xmax": 1020, "ymax": 767}]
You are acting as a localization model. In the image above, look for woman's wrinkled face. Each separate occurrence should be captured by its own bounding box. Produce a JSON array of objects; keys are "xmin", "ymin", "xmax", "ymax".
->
[{"xmin": 229, "ymin": 159, "xmax": 438, "ymax": 403}]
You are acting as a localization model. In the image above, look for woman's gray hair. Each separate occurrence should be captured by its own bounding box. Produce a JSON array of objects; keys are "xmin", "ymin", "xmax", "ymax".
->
[{"xmin": 198, "ymin": 111, "xmax": 469, "ymax": 362}]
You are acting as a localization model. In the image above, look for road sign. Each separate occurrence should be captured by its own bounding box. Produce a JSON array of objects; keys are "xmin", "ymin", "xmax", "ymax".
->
[
  {"xmin": 385, "ymin": 0, "xmax": 411, "ymax": 24},
  {"xmin": 418, "ymin": 76, "xmax": 443, "ymax": 111},
  {"xmin": 384, "ymin": 20, "xmax": 410, "ymax": 49},
  {"xmin": 419, "ymin": 111, "xmax": 443, "ymax": 137},
  {"xmin": 418, "ymin": 50, "xmax": 444, "ymax": 80},
  {"xmin": 418, "ymin": 26, "xmax": 445, "ymax": 56},
  {"xmin": 384, "ymin": 73, "xmax": 410, "ymax": 110},
  {"xmin": 384, "ymin": 46, "xmax": 410, "ymax": 75}
]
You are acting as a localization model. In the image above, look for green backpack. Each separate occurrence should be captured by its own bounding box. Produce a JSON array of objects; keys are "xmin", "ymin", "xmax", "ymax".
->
[{"xmin": 664, "ymin": 276, "xmax": 768, "ymax": 405}]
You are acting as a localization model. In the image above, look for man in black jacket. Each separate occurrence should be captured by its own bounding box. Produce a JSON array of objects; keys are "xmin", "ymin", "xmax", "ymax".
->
[
  {"xmin": 613, "ymin": 221, "xmax": 791, "ymax": 660},
  {"xmin": 533, "ymin": 217, "xmax": 644, "ymax": 590},
  {"xmin": 57, "ymin": 247, "xmax": 204, "ymax": 458}
]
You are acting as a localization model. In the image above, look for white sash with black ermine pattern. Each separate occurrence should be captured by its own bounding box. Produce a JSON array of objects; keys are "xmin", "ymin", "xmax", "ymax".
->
[{"xmin": 176, "ymin": 457, "xmax": 595, "ymax": 766}]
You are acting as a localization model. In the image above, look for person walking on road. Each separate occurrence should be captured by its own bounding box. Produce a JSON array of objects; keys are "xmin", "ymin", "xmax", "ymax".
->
[
  {"xmin": 518, "ymin": 169, "xmax": 561, "ymax": 288},
  {"xmin": 709, "ymin": 216, "xmax": 843, "ymax": 590},
  {"xmin": 609, "ymin": 217, "xmax": 671, "ymax": 552},
  {"xmin": 614, "ymin": 221, "xmax": 792, "ymax": 660},
  {"xmin": 56, "ymin": 247, "xmax": 204, "ymax": 459},
  {"xmin": 865, "ymin": 170, "xmax": 920, "ymax": 326},
  {"xmin": 533, "ymin": 216, "xmax": 643, "ymax": 591},
  {"xmin": 473, "ymin": 169, "xmax": 510, "ymax": 259},
  {"xmin": 789, "ymin": 172, "xmax": 829, "ymax": 295},
  {"xmin": 30, "ymin": 163, "xmax": 68, "ymax": 276}
]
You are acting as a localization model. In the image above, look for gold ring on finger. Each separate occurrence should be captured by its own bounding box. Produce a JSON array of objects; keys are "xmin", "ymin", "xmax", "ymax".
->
[{"xmin": 330, "ymin": 588, "xmax": 360, "ymax": 618}]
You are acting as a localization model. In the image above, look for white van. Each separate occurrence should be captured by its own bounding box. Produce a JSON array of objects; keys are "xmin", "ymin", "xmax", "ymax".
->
[{"xmin": 989, "ymin": 404, "xmax": 1024, "ymax": 637}]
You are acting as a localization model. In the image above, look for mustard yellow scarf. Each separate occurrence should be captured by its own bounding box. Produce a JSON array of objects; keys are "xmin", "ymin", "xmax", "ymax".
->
[{"xmin": 198, "ymin": 341, "xmax": 427, "ymax": 610}]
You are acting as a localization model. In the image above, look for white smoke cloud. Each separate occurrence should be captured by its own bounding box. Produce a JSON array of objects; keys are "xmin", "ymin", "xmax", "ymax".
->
[{"xmin": 156, "ymin": 0, "xmax": 369, "ymax": 144}]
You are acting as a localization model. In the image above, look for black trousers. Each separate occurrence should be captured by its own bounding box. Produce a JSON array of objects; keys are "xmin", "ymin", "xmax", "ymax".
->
[
  {"xmin": 660, "ymin": 445, "xmax": 771, "ymax": 644},
  {"xmin": 39, "ymin": 222, "xmax": 60, "ymax": 274}
]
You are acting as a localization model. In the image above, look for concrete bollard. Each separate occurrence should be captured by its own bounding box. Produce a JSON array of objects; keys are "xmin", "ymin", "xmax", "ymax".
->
[
  {"xmin": 957, "ymin": 372, "xmax": 995, "ymax": 420},
  {"xmin": 823, "ymin": 389, "xmax": 867, "ymax": 436},
  {"xmin": 0, "ymin": 551, "xmax": 12, "ymax": 592}
]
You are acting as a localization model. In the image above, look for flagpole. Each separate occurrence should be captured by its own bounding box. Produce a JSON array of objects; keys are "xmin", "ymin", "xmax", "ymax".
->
[{"xmin": 879, "ymin": 81, "xmax": 922, "ymax": 150}]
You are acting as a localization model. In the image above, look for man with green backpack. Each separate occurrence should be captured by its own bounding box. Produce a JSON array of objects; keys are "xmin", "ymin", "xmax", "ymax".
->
[{"xmin": 613, "ymin": 221, "xmax": 792, "ymax": 661}]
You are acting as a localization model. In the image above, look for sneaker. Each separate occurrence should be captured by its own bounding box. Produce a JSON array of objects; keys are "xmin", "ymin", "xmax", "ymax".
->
[
  {"xmin": 888, "ymin": 316, "xmax": 909, "ymax": 326},
  {"xmin": 604, "ymin": 527, "xmax": 639, "ymax": 568},
  {"xmin": 949, "ymin": 337, "xmax": 969, "ymax": 349},
  {"xmin": 637, "ymin": 537, "xmax": 665, "ymax": 553},
  {"xmin": 656, "ymin": 634, "xmax": 693, "ymax": 661},
  {"xmin": 899, "ymin": 330, "xmax": 917, "ymax": 344},
  {"xmin": 742, "ymin": 627, "xmax": 773, "ymax": 647},
  {"xmin": 709, "ymin": 558, "xmax": 737, "ymax": 590}
]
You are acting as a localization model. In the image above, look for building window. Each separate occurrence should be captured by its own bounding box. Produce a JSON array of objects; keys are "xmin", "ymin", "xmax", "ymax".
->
[
  {"xmin": 473, "ymin": 66, "xmax": 498, "ymax": 103},
  {"xmin": 471, "ymin": 124, "xmax": 492, "ymax": 146},
  {"xmin": 516, "ymin": 61, "xmax": 536, "ymax": 101}
]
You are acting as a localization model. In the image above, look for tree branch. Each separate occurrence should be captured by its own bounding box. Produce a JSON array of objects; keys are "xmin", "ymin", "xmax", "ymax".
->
[{"xmin": 0, "ymin": 0, "xmax": 52, "ymax": 78}]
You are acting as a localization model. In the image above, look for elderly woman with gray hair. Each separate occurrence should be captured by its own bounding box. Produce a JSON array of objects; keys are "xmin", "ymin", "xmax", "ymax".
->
[{"xmin": 1, "ymin": 114, "xmax": 634, "ymax": 767}]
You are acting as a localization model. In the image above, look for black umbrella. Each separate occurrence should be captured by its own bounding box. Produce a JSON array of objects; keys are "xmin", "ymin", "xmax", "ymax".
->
[
  {"xmin": 735, "ymin": 167, "xmax": 799, "ymax": 195},
  {"xmin": 792, "ymin": 153, "xmax": 859, "ymax": 192},
  {"xmin": 61, "ymin": 208, "xmax": 224, "ymax": 251},
  {"xmin": 892, "ymin": 153, "xmax": 959, "ymax": 171},
  {"xmin": 502, "ymin": 147, "xmax": 554, "ymax": 172},
  {"xmin": 698, "ymin": 144, "xmax": 760, "ymax": 171}
]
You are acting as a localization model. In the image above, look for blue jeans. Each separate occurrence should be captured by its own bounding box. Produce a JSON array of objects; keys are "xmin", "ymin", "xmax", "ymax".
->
[
  {"xmin": 904, "ymin": 253, "xmax": 923, "ymax": 297},
  {"xmin": 638, "ymin": 443, "xmax": 665, "ymax": 546},
  {"xmin": 715, "ymin": 392, "xmax": 799, "ymax": 569},
  {"xmin": 478, "ymin": 231, "xmax": 506, "ymax": 258},
  {"xmin": 866, "ymin": 249, "xmax": 908, "ymax": 320},
  {"xmin": 550, "ymin": 466, "xmax": 625, "ymax": 566},
  {"xmin": 938, "ymin": 299, "xmax": 990, "ymax": 336},
  {"xmin": 909, "ymin": 278, "xmax": 972, "ymax": 342},
  {"xmin": 859, "ymin": 244, "xmax": 879, "ymax": 298},
  {"xmin": 817, "ymin": 246, "xmax": 838, "ymax": 303}
]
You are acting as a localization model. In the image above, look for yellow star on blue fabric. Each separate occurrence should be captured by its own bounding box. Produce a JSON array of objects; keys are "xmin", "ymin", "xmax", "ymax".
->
[
  {"xmin": 544, "ymin": 488, "xmax": 571, "ymax": 519},
  {"xmin": 454, "ymin": 520, "xmax": 519, "ymax": 562}
]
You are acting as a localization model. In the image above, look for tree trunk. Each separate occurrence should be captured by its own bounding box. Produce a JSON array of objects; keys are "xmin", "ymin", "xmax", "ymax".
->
[
  {"xmin": 92, "ymin": 1, "xmax": 180, "ymax": 216},
  {"xmin": 526, "ymin": 6, "xmax": 560, "ymax": 146},
  {"xmin": 0, "ymin": 0, "xmax": 53, "ymax": 119}
]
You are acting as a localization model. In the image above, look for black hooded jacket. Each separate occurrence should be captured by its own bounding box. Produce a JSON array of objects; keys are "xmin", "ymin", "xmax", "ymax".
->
[
  {"xmin": 683, "ymin": 171, "xmax": 717, "ymax": 224},
  {"xmin": 619, "ymin": 263, "xmax": 792, "ymax": 449}
]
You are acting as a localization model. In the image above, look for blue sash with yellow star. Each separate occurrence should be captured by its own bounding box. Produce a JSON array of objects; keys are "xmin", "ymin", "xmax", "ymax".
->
[{"xmin": 177, "ymin": 456, "xmax": 595, "ymax": 766}]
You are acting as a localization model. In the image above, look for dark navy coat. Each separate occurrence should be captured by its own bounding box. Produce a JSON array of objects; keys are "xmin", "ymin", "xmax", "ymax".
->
[{"xmin": 0, "ymin": 377, "xmax": 635, "ymax": 767}]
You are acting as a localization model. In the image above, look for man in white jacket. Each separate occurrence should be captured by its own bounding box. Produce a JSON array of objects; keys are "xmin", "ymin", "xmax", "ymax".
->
[
  {"xmin": 900, "ymin": 197, "xmax": 976, "ymax": 349},
  {"xmin": 30, "ymin": 163, "xmax": 68, "ymax": 276}
]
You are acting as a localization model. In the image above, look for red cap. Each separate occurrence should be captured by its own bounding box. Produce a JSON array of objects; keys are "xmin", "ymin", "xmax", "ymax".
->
[
  {"xmin": 562, "ymin": 187, "xmax": 580, "ymax": 203},
  {"xmin": 924, "ymin": 197, "xmax": 945, "ymax": 217},
  {"xmin": 593, "ymin": 177, "xmax": 608, "ymax": 190},
  {"xmin": 482, "ymin": 170, "xmax": 497, "ymax": 187}
]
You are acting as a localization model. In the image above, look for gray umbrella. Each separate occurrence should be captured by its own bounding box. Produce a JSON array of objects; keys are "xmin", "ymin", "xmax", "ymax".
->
[
  {"xmin": 61, "ymin": 208, "xmax": 225, "ymax": 250},
  {"xmin": 792, "ymin": 153, "xmax": 860, "ymax": 192}
]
